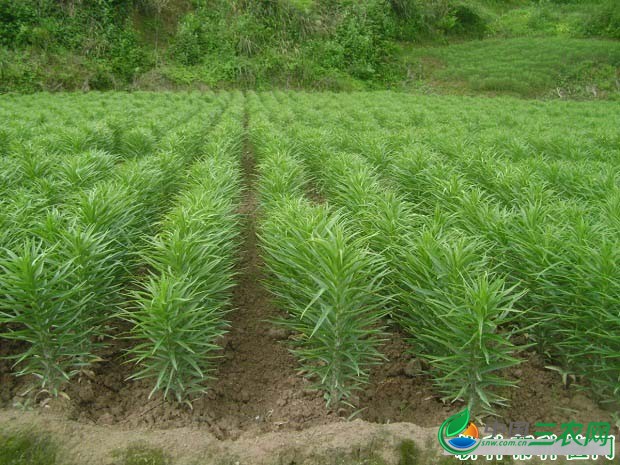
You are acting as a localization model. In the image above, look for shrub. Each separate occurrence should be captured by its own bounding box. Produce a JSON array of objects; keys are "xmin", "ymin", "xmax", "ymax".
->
[
  {"xmin": 0, "ymin": 1, "xmax": 36, "ymax": 47},
  {"xmin": 451, "ymin": 3, "xmax": 488, "ymax": 38},
  {"xmin": 583, "ymin": 0, "xmax": 620, "ymax": 39},
  {"xmin": 110, "ymin": 28, "xmax": 151, "ymax": 84},
  {"xmin": 169, "ymin": 13, "xmax": 204, "ymax": 66}
]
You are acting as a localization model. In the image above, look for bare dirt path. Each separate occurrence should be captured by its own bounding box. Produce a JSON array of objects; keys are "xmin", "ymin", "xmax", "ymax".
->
[{"xmin": 189, "ymin": 108, "xmax": 335, "ymax": 439}]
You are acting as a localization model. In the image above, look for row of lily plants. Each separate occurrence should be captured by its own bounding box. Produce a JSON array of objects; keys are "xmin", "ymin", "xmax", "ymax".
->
[
  {"xmin": 249, "ymin": 93, "xmax": 388, "ymax": 410},
  {"xmin": 272, "ymin": 91, "xmax": 619, "ymax": 409},
  {"xmin": 0, "ymin": 93, "xmax": 240, "ymax": 397}
]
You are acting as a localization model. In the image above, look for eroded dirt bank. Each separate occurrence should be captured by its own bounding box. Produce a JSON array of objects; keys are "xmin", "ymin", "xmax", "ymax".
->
[{"xmin": 0, "ymin": 410, "xmax": 439, "ymax": 465}]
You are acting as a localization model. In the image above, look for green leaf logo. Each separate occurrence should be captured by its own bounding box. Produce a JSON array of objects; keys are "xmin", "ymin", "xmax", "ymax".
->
[
  {"xmin": 444, "ymin": 408, "xmax": 470, "ymax": 437},
  {"xmin": 438, "ymin": 408, "xmax": 480, "ymax": 455}
]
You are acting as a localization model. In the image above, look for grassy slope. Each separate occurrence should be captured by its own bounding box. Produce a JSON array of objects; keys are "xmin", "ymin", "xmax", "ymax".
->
[
  {"xmin": 403, "ymin": 37, "xmax": 620, "ymax": 98},
  {"xmin": 398, "ymin": 0, "xmax": 619, "ymax": 99}
]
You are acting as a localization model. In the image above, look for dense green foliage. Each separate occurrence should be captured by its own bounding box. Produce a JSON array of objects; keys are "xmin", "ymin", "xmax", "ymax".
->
[
  {"xmin": 125, "ymin": 98, "xmax": 244, "ymax": 403},
  {"xmin": 489, "ymin": 0, "xmax": 620, "ymax": 39},
  {"xmin": 257, "ymin": 90, "xmax": 620, "ymax": 413},
  {"xmin": 0, "ymin": 91, "xmax": 618, "ymax": 415},
  {"xmin": 0, "ymin": 0, "xmax": 405, "ymax": 91},
  {"xmin": 0, "ymin": 0, "xmax": 149, "ymax": 90},
  {"xmin": 167, "ymin": 0, "xmax": 400, "ymax": 86},
  {"xmin": 251, "ymin": 101, "xmax": 388, "ymax": 408},
  {"xmin": 0, "ymin": 0, "xmax": 617, "ymax": 92},
  {"xmin": 254, "ymin": 93, "xmax": 527, "ymax": 414},
  {"xmin": 0, "ymin": 92, "xmax": 229, "ymax": 395}
]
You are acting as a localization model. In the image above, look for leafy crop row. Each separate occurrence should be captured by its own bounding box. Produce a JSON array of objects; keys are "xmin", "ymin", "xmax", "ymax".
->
[
  {"xmin": 250, "ymin": 95, "xmax": 387, "ymax": 409},
  {"xmin": 257, "ymin": 93, "xmax": 526, "ymax": 415},
  {"xmin": 0, "ymin": 93, "xmax": 236, "ymax": 396},
  {"xmin": 270, "ymin": 91, "xmax": 619, "ymax": 410},
  {"xmin": 125, "ymin": 100, "xmax": 244, "ymax": 403}
]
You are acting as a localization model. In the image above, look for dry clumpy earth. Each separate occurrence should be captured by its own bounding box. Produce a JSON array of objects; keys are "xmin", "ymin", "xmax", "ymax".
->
[
  {"xmin": 0, "ymin": 145, "xmax": 616, "ymax": 465},
  {"xmin": 0, "ymin": 334, "xmax": 615, "ymax": 464}
]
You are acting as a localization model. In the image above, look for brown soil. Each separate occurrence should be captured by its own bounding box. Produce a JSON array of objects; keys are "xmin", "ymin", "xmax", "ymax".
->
[
  {"xmin": 499, "ymin": 351, "xmax": 616, "ymax": 427},
  {"xmin": 360, "ymin": 330, "xmax": 616, "ymax": 429},
  {"xmin": 0, "ymin": 339, "xmax": 23, "ymax": 405},
  {"xmin": 360, "ymin": 328, "xmax": 450, "ymax": 427},
  {"xmin": 2, "ymin": 313, "xmax": 614, "ymax": 464},
  {"xmin": 4, "ymin": 320, "xmax": 611, "ymax": 434}
]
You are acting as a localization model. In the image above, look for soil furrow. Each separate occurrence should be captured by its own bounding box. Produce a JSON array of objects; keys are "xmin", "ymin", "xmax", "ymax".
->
[{"xmin": 192, "ymin": 103, "xmax": 335, "ymax": 439}]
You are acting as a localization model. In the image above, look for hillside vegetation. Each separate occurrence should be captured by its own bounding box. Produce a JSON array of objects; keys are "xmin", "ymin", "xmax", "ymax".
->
[
  {"xmin": 0, "ymin": 0, "xmax": 618, "ymax": 95},
  {"xmin": 405, "ymin": 37, "xmax": 620, "ymax": 98}
]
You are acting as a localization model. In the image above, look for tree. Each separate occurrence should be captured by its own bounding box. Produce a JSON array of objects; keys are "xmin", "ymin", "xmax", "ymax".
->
[{"xmin": 148, "ymin": 0, "xmax": 170, "ymax": 65}]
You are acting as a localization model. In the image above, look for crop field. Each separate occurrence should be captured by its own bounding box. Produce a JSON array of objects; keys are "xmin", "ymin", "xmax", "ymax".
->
[{"xmin": 0, "ymin": 91, "xmax": 619, "ymax": 462}]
